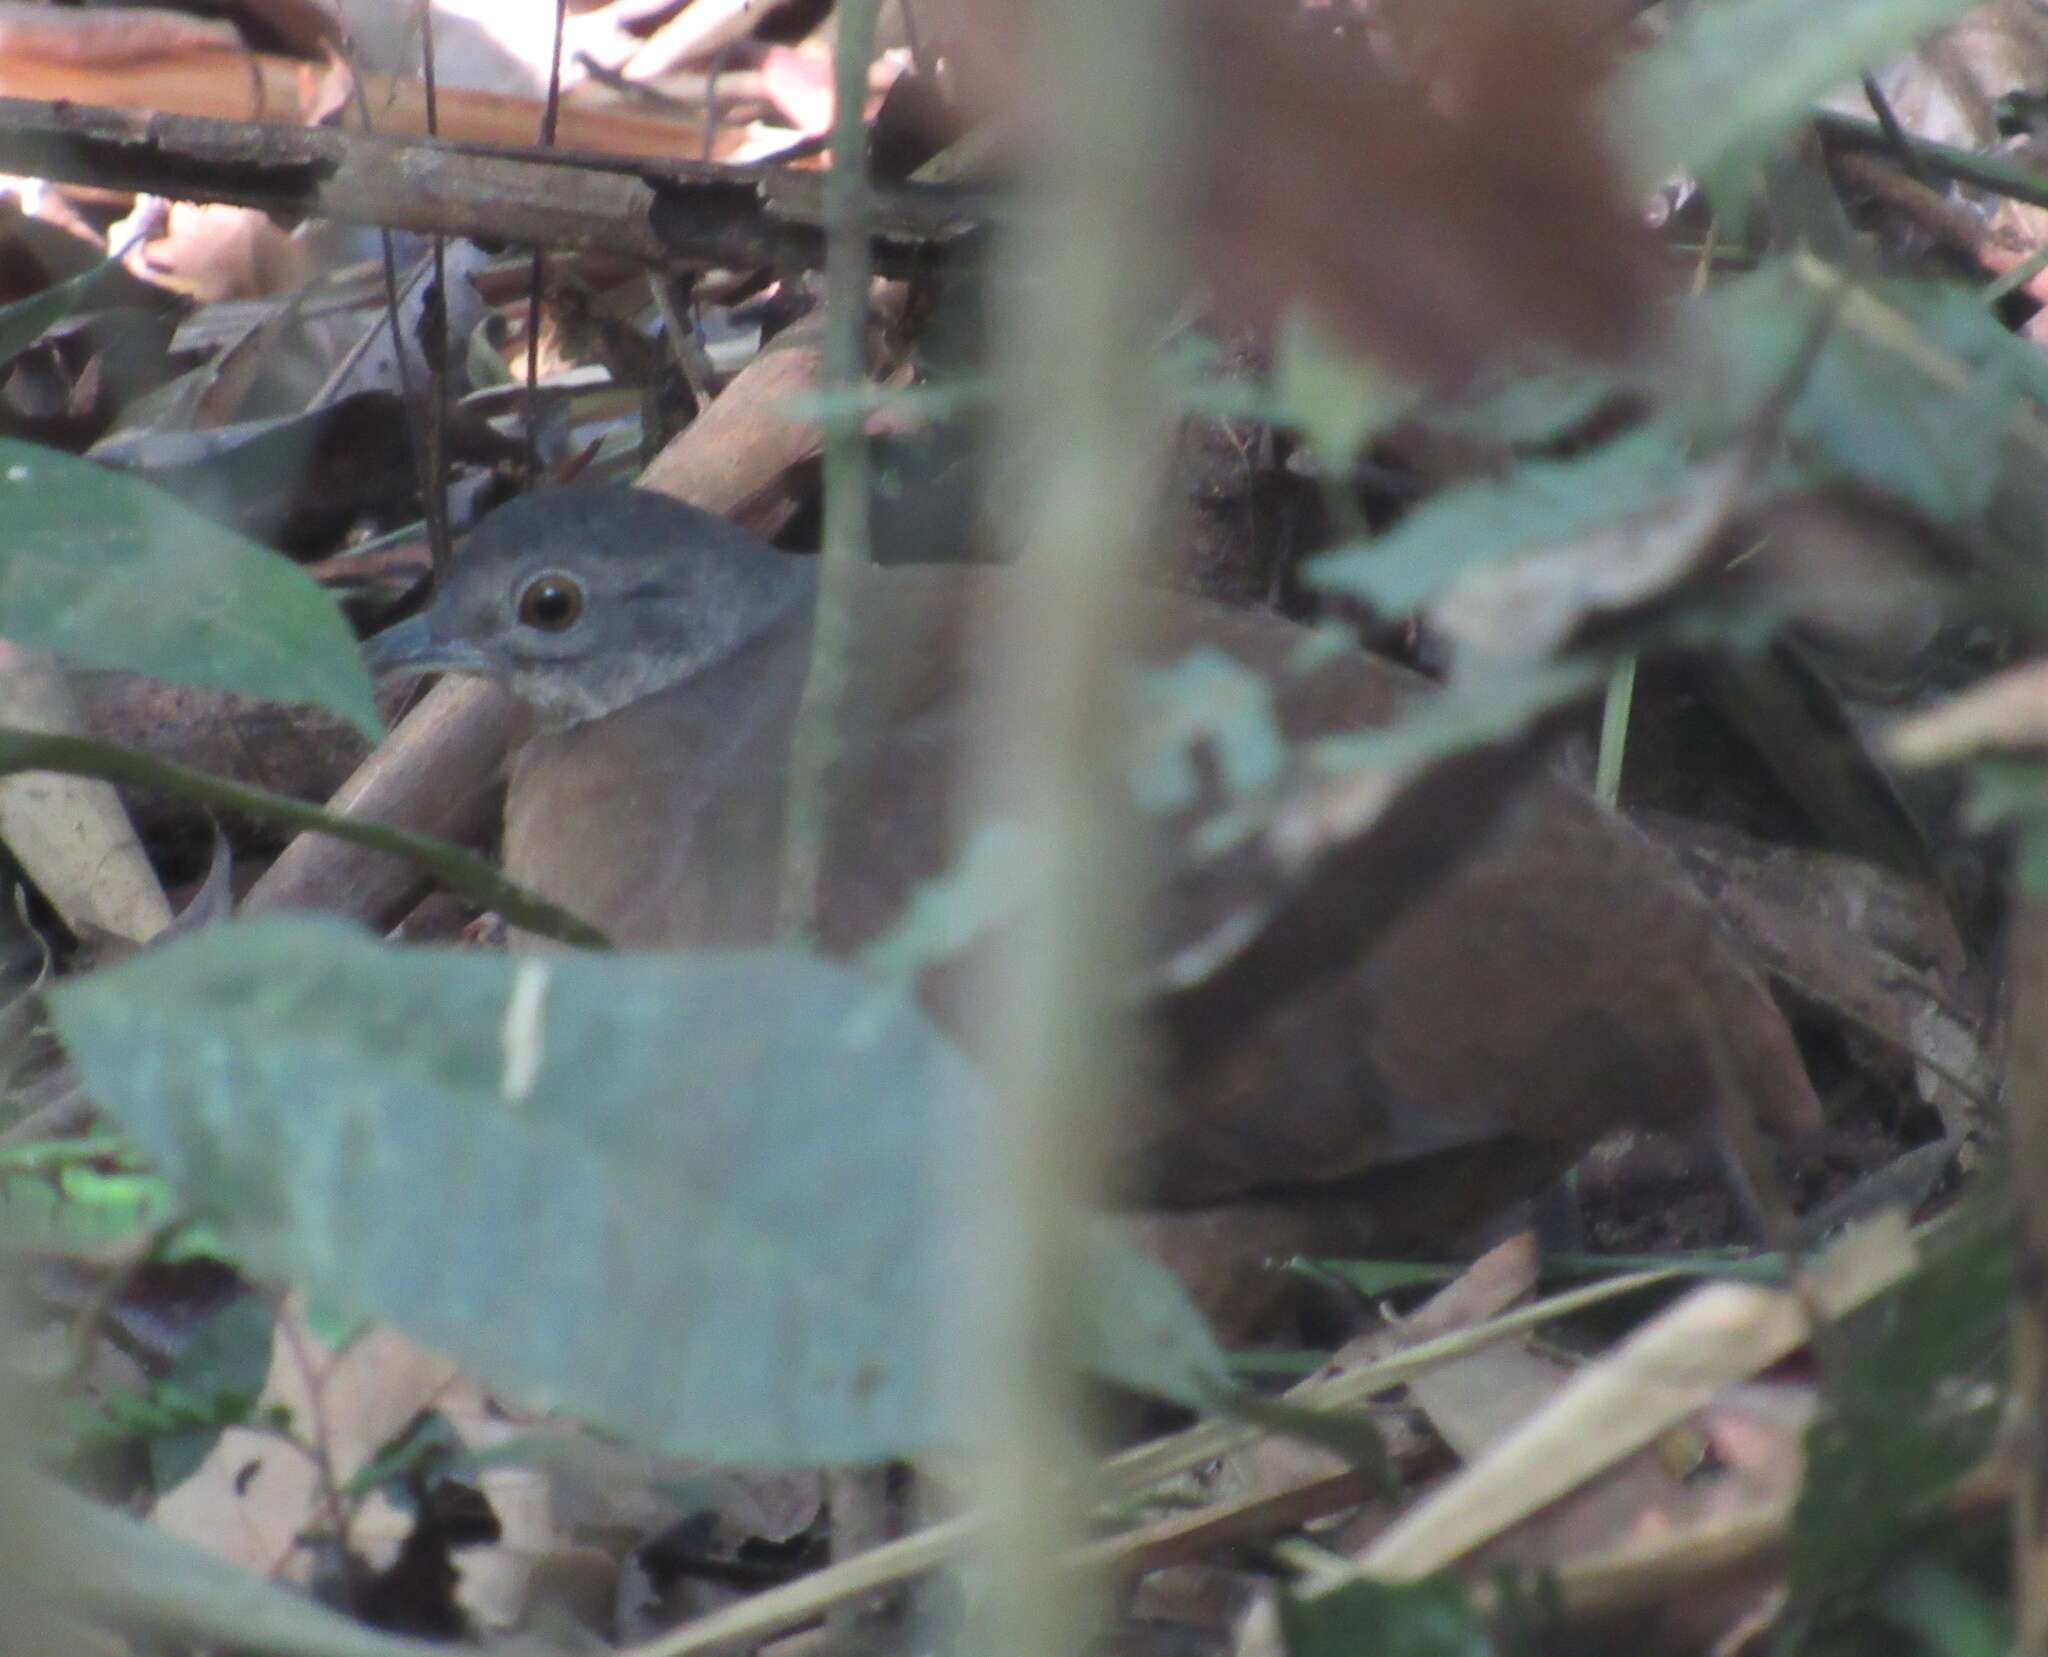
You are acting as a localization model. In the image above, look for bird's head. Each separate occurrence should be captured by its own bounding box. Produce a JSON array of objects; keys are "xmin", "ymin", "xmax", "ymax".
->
[{"xmin": 363, "ymin": 485, "xmax": 816, "ymax": 725}]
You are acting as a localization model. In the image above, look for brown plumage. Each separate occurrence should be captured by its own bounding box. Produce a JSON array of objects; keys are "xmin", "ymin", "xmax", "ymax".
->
[{"xmin": 368, "ymin": 485, "xmax": 1823, "ymax": 1339}]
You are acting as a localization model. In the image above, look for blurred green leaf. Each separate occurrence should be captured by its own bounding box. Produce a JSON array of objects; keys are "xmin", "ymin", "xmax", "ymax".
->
[
  {"xmin": 1310, "ymin": 658, "xmax": 1609, "ymax": 779},
  {"xmin": 1873, "ymin": 1559, "xmax": 2011, "ymax": 1656},
  {"xmin": 860, "ymin": 821, "xmax": 1033, "ymax": 984},
  {"xmin": 50, "ymin": 917, "xmax": 1225, "ymax": 1464},
  {"xmin": 65, "ymin": 1364, "xmax": 265, "ymax": 1479},
  {"xmin": 1783, "ymin": 1212, "xmax": 2009, "ymax": 1642},
  {"xmin": 1305, "ymin": 426, "xmax": 1693, "ymax": 617},
  {"xmin": 1281, "ymin": 1573, "xmax": 1492, "ymax": 1657},
  {"xmin": 0, "ymin": 1133, "xmax": 132, "ymax": 1174},
  {"xmin": 1707, "ymin": 266, "xmax": 2048, "ymax": 523},
  {"xmin": 0, "ymin": 1161, "xmax": 180, "ymax": 1253},
  {"xmin": 1426, "ymin": 364, "xmax": 1624, "ymax": 449},
  {"xmin": 1273, "ymin": 311, "xmax": 1417, "ymax": 460},
  {"xmin": 0, "ymin": 441, "xmax": 380, "ymax": 738},
  {"xmin": 1080, "ymin": 1218, "xmax": 1235, "ymax": 1408},
  {"xmin": 1131, "ymin": 648, "xmax": 1290, "ymax": 811},
  {"xmin": 1159, "ymin": 331, "xmax": 1281, "ymax": 424},
  {"xmin": 1949, "ymin": 760, "xmax": 2048, "ymax": 894},
  {"xmin": 1616, "ymin": 0, "xmax": 1986, "ymax": 185},
  {"xmin": 146, "ymin": 1294, "xmax": 276, "ymax": 1491}
]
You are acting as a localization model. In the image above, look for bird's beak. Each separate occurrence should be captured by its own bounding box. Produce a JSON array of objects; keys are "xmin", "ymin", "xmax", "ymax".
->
[{"xmin": 360, "ymin": 614, "xmax": 496, "ymax": 680}]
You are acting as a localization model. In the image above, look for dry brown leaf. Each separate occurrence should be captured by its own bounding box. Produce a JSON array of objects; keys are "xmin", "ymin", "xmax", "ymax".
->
[
  {"xmin": 942, "ymin": 0, "xmax": 1660, "ymax": 382},
  {"xmin": 298, "ymin": 48, "xmax": 359, "ymax": 128},
  {"xmin": 1358, "ymin": 1214, "xmax": 1913, "ymax": 1581},
  {"xmin": 1644, "ymin": 810, "xmax": 1987, "ymax": 1142},
  {"xmin": 1889, "ymin": 659, "xmax": 2048, "ymax": 762},
  {"xmin": 127, "ymin": 202, "xmax": 307, "ymax": 304},
  {"xmin": 759, "ymin": 42, "xmax": 837, "ymax": 135},
  {"xmin": 153, "ymin": 1298, "xmax": 465, "ymax": 1582},
  {"xmin": 624, "ymin": 0, "xmax": 783, "ymax": 79},
  {"xmin": 0, "ymin": 643, "xmax": 173, "ymax": 947},
  {"xmin": 0, "ymin": 3, "xmax": 244, "ymax": 64},
  {"xmin": 1188, "ymin": 0, "xmax": 1662, "ymax": 383}
]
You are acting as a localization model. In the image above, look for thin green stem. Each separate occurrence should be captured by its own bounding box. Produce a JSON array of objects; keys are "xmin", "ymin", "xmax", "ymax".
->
[
  {"xmin": 0, "ymin": 729, "xmax": 604, "ymax": 948},
  {"xmin": 1595, "ymin": 654, "xmax": 1638, "ymax": 807},
  {"xmin": 971, "ymin": 6, "xmax": 1181, "ymax": 1657},
  {"xmin": 777, "ymin": 0, "xmax": 882, "ymax": 938}
]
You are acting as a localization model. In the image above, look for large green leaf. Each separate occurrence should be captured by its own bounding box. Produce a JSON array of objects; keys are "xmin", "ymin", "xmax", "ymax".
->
[
  {"xmin": 0, "ymin": 441, "xmax": 378, "ymax": 737},
  {"xmin": 49, "ymin": 917, "xmax": 1224, "ymax": 1464},
  {"xmin": 1615, "ymin": 0, "xmax": 1986, "ymax": 185}
]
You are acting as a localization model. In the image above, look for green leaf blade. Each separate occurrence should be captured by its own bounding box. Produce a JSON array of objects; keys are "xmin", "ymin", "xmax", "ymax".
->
[
  {"xmin": 0, "ymin": 441, "xmax": 379, "ymax": 737},
  {"xmin": 0, "ymin": 256, "xmax": 127, "ymax": 367},
  {"xmin": 50, "ymin": 917, "xmax": 1224, "ymax": 1464}
]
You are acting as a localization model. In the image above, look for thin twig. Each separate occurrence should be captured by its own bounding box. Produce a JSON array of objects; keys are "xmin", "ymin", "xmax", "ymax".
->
[
  {"xmin": 970, "ymin": 0, "xmax": 1183, "ymax": 1654},
  {"xmin": 0, "ymin": 729, "xmax": 605, "ymax": 948},
  {"xmin": 333, "ymin": 23, "xmax": 439, "ymax": 576},
  {"xmin": 275, "ymin": 1310, "xmax": 364, "ymax": 1605},
  {"xmin": 1861, "ymin": 72, "xmax": 1934, "ymax": 189},
  {"xmin": 522, "ymin": 0, "xmax": 572, "ymax": 485},
  {"xmin": 0, "ymin": 96, "xmax": 986, "ymax": 268},
  {"xmin": 622, "ymin": 1269, "xmax": 1682, "ymax": 1657},
  {"xmin": 418, "ymin": 0, "xmax": 452, "ymax": 577}
]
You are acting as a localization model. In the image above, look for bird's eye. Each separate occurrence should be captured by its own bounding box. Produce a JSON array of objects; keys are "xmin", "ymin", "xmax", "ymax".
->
[{"xmin": 516, "ymin": 573, "xmax": 584, "ymax": 632}]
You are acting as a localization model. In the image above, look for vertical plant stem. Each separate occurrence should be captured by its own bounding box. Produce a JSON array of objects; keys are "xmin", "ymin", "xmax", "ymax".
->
[
  {"xmin": 973, "ymin": 0, "xmax": 1182, "ymax": 1653},
  {"xmin": 417, "ymin": 1, "xmax": 451, "ymax": 576},
  {"xmin": 778, "ymin": 0, "xmax": 881, "ymax": 937},
  {"xmin": 336, "ymin": 12, "xmax": 442, "ymax": 572},
  {"xmin": 522, "ymin": 0, "xmax": 571, "ymax": 484},
  {"xmin": 1594, "ymin": 654, "xmax": 1637, "ymax": 807}
]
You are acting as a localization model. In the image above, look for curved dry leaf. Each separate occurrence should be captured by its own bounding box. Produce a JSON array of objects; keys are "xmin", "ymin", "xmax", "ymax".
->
[
  {"xmin": 0, "ymin": 643, "xmax": 171, "ymax": 946},
  {"xmin": 1888, "ymin": 660, "xmax": 2048, "ymax": 763}
]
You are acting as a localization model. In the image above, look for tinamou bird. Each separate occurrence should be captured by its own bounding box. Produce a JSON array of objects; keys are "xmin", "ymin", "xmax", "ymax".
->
[{"xmin": 366, "ymin": 484, "xmax": 1823, "ymax": 1341}]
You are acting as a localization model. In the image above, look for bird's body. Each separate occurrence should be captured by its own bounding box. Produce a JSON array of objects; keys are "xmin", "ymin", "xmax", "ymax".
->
[{"xmin": 370, "ymin": 485, "xmax": 1824, "ymax": 1338}]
